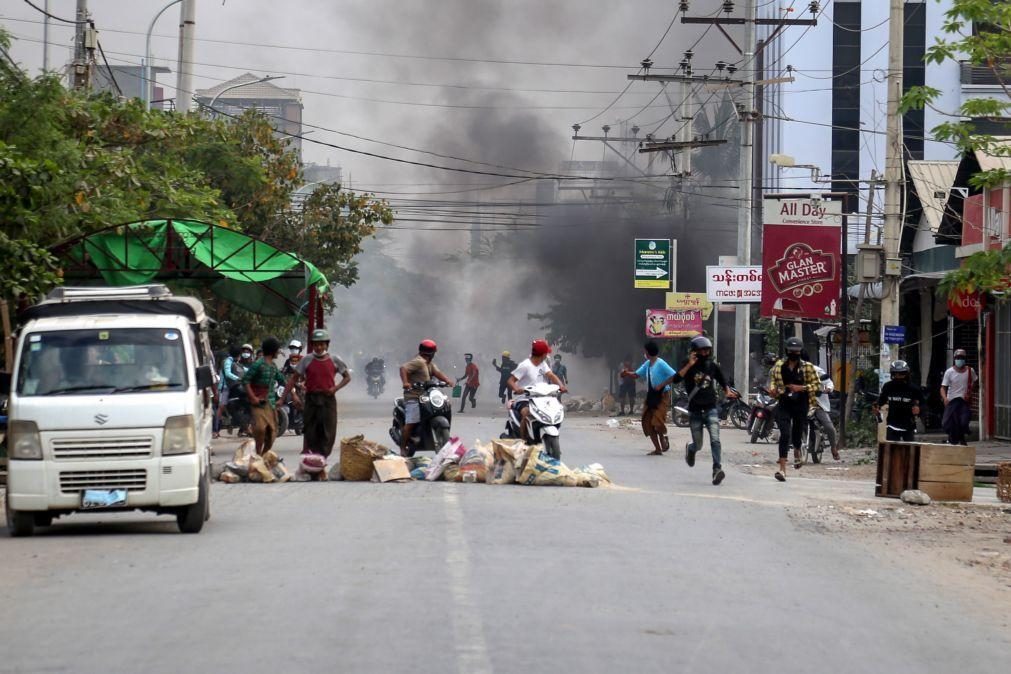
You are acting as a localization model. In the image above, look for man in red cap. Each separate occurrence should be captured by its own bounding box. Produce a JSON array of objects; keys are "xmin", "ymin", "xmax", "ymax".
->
[{"xmin": 508, "ymin": 339, "xmax": 568, "ymax": 441}]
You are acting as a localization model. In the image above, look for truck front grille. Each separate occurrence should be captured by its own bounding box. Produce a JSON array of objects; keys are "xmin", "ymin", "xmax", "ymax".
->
[
  {"xmin": 59, "ymin": 469, "xmax": 147, "ymax": 493},
  {"xmin": 52, "ymin": 437, "xmax": 154, "ymax": 460}
]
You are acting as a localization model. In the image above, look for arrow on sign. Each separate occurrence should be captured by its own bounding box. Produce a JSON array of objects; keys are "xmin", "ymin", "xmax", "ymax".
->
[{"xmin": 635, "ymin": 267, "xmax": 668, "ymax": 278}]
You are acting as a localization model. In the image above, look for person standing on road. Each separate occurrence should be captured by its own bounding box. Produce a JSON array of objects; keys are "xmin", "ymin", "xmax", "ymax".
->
[
  {"xmin": 456, "ymin": 353, "xmax": 480, "ymax": 413},
  {"xmin": 214, "ymin": 344, "xmax": 243, "ymax": 438},
  {"xmin": 287, "ymin": 329, "xmax": 351, "ymax": 459},
  {"xmin": 242, "ymin": 337, "xmax": 287, "ymax": 456},
  {"xmin": 768, "ymin": 336, "xmax": 821, "ymax": 481},
  {"xmin": 875, "ymin": 360, "xmax": 921, "ymax": 442},
  {"xmin": 662, "ymin": 335, "xmax": 733, "ymax": 485},
  {"xmin": 493, "ymin": 351, "xmax": 517, "ymax": 404},
  {"xmin": 941, "ymin": 349, "xmax": 977, "ymax": 445},
  {"xmin": 617, "ymin": 356, "xmax": 637, "ymax": 415},
  {"xmin": 621, "ymin": 341, "xmax": 676, "ymax": 456},
  {"xmin": 400, "ymin": 340, "xmax": 454, "ymax": 456}
]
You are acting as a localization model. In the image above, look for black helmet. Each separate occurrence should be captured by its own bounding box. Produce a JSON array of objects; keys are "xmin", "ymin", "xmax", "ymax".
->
[
  {"xmin": 785, "ymin": 336, "xmax": 804, "ymax": 354},
  {"xmin": 690, "ymin": 335, "xmax": 713, "ymax": 351},
  {"xmin": 890, "ymin": 360, "xmax": 910, "ymax": 375},
  {"xmin": 763, "ymin": 352, "xmax": 777, "ymax": 366}
]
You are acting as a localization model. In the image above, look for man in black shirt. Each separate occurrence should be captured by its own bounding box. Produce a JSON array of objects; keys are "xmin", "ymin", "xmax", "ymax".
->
[
  {"xmin": 874, "ymin": 360, "xmax": 921, "ymax": 441},
  {"xmin": 492, "ymin": 351, "xmax": 517, "ymax": 403},
  {"xmin": 661, "ymin": 335, "xmax": 735, "ymax": 485}
]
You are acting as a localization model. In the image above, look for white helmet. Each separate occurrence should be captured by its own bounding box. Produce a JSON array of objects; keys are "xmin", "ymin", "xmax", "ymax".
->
[{"xmin": 288, "ymin": 339, "xmax": 303, "ymax": 351}]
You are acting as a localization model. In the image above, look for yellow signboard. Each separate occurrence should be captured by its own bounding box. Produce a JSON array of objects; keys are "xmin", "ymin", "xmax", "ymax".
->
[{"xmin": 665, "ymin": 292, "xmax": 714, "ymax": 320}]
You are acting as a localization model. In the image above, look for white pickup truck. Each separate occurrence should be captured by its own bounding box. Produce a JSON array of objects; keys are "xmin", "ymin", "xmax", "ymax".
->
[{"xmin": 3, "ymin": 285, "xmax": 216, "ymax": 536}]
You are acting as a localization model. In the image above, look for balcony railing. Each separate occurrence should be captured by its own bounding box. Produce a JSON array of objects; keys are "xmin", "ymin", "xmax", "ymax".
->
[{"xmin": 961, "ymin": 61, "xmax": 1011, "ymax": 87}]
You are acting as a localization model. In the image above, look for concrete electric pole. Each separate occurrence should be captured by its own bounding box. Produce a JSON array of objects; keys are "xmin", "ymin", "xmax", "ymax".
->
[
  {"xmin": 878, "ymin": 0, "xmax": 905, "ymax": 385},
  {"xmin": 734, "ymin": 0, "xmax": 756, "ymax": 395},
  {"xmin": 175, "ymin": 0, "xmax": 196, "ymax": 111},
  {"xmin": 70, "ymin": 0, "xmax": 95, "ymax": 91}
]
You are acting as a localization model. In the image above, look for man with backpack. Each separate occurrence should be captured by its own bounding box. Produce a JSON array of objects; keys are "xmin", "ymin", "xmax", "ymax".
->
[{"xmin": 663, "ymin": 335, "xmax": 734, "ymax": 485}]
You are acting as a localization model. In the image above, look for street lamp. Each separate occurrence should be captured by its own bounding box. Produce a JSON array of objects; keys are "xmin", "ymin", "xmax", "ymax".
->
[
  {"xmin": 205, "ymin": 75, "xmax": 285, "ymax": 115},
  {"xmin": 769, "ymin": 153, "xmax": 824, "ymax": 182},
  {"xmin": 144, "ymin": 0, "xmax": 183, "ymax": 111}
]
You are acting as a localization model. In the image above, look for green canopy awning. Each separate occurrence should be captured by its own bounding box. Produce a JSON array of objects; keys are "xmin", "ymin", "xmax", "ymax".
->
[{"xmin": 55, "ymin": 219, "xmax": 328, "ymax": 317}]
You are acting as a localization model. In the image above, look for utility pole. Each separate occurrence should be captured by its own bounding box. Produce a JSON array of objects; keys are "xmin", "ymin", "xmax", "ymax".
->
[
  {"xmin": 70, "ymin": 0, "xmax": 95, "ymax": 91},
  {"xmin": 734, "ymin": 0, "xmax": 756, "ymax": 396},
  {"xmin": 42, "ymin": 0, "xmax": 50, "ymax": 71},
  {"xmin": 879, "ymin": 0, "xmax": 905, "ymax": 386},
  {"xmin": 176, "ymin": 0, "xmax": 197, "ymax": 111}
]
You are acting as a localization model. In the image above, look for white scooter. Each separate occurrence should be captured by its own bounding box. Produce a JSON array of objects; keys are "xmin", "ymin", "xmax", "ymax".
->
[{"xmin": 501, "ymin": 382, "xmax": 565, "ymax": 459}]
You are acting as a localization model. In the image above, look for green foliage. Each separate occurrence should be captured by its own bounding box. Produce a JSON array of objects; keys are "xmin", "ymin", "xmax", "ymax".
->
[
  {"xmin": 0, "ymin": 231, "xmax": 61, "ymax": 300},
  {"xmin": 0, "ymin": 29, "xmax": 391, "ymax": 344},
  {"xmin": 899, "ymin": 0, "xmax": 1011, "ymax": 188},
  {"xmin": 939, "ymin": 241, "xmax": 1011, "ymax": 298}
]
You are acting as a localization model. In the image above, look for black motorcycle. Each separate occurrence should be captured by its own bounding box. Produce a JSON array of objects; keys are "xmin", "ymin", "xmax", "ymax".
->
[
  {"xmin": 718, "ymin": 386, "xmax": 751, "ymax": 429},
  {"xmin": 670, "ymin": 384, "xmax": 690, "ymax": 428},
  {"xmin": 748, "ymin": 387, "xmax": 779, "ymax": 443},
  {"xmin": 367, "ymin": 371, "xmax": 385, "ymax": 399},
  {"xmin": 389, "ymin": 380, "xmax": 453, "ymax": 457},
  {"xmin": 223, "ymin": 386, "xmax": 252, "ymax": 436},
  {"xmin": 281, "ymin": 383, "xmax": 304, "ymax": 436}
]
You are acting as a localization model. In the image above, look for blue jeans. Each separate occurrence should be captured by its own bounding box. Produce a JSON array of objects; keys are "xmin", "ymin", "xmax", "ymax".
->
[{"xmin": 688, "ymin": 407, "xmax": 722, "ymax": 469}]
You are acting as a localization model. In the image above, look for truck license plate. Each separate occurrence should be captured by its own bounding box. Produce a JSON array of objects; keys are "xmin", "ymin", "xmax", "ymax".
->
[{"xmin": 81, "ymin": 489, "xmax": 128, "ymax": 509}]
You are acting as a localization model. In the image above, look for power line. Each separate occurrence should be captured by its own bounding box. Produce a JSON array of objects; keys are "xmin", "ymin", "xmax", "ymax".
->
[
  {"xmin": 96, "ymin": 41, "xmax": 122, "ymax": 97},
  {"xmin": 21, "ymin": 0, "xmax": 86, "ymax": 24}
]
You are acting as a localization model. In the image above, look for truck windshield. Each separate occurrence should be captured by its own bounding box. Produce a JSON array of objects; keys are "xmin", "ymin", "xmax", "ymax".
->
[{"xmin": 16, "ymin": 328, "xmax": 188, "ymax": 396}]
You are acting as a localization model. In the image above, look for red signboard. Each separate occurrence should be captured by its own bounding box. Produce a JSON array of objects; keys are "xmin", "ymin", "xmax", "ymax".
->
[
  {"xmin": 645, "ymin": 309, "xmax": 703, "ymax": 338},
  {"xmin": 947, "ymin": 289, "xmax": 984, "ymax": 321},
  {"xmin": 760, "ymin": 223, "xmax": 842, "ymax": 319}
]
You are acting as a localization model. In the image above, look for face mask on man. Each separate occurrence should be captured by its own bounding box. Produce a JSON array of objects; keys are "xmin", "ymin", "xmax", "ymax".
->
[
  {"xmin": 787, "ymin": 352, "xmax": 800, "ymax": 361},
  {"xmin": 955, "ymin": 358, "xmax": 966, "ymax": 368}
]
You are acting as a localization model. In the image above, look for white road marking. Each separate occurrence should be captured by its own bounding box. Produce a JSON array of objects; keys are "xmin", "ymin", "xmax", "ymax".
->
[{"xmin": 443, "ymin": 485, "xmax": 493, "ymax": 674}]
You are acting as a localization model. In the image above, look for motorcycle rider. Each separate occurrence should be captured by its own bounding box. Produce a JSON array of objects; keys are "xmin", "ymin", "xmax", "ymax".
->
[
  {"xmin": 493, "ymin": 351, "xmax": 517, "ymax": 403},
  {"xmin": 399, "ymin": 340, "xmax": 454, "ymax": 457},
  {"xmin": 286, "ymin": 329, "xmax": 351, "ymax": 460},
  {"xmin": 664, "ymin": 335, "xmax": 734, "ymax": 486},
  {"xmin": 214, "ymin": 344, "xmax": 244, "ymax": 437},
  {"xmin": 875, "ymin": 360, "xmax": 921, "ymax": 442},
  {"xmin": 508, "ymin": 340, "xmax": 568, "ymax": 442},
  {"xmin": 282, "ymin": 339, "xmax": 304, "ymax": 376},
  {"xmin": 768, "ymin": 336, "xmax": 821, "ymax": 481},
  {"xmin": 805, "ymin": 353, "xmax": 840, "ymax": 460},
  {"xmin": 455, "ymin": 353, "xmax": 480, "ymax": 413}
]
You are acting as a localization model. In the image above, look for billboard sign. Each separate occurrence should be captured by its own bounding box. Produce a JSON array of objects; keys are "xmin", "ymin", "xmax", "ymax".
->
[
  {"xmin": 665, "ymin": 292, "xmax": 714, "ymax": 319},
  {"xmin": 645, "ymin": 309, "xmax": 703, "ymax": 338},
  {"xmin": 706, "ymin": 265, "xmax": 763, "ymax": 303},
  {"xmin": 634, "ymin": 239, "xmax": 673, "ymax": 289}
]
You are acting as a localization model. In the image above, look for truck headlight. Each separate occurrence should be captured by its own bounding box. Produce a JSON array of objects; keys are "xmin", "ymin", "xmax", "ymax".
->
[
  {"xmin": 9, "ymin": 420, "xmax": 42, "ymax": 460},
  {"xmin": 162, "ymin": 415, "xmax": 196, "ymax": 455}
]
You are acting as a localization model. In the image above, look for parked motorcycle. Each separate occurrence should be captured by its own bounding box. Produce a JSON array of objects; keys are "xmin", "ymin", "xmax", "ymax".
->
[
  {"xmin": 718, "ymin": 386, "xmax": 751, "ymax": 429},
  {"xmin": 389, "ymin": 380, "xmax": 453, "ymax": 456},
  {"xmin": 803, "ymin": 407, "xmax": 834, "ymax": 464},
  {"xmin": 670, "ymin": 384, "xmax": 690, "ymax": 428},
  {"xmin": 500, "ymin": 382, "xmax": 565, "ymax": 459},
  {"xmin": 748, "ymin": 387, "xmax": 780, "ymax": 443}
]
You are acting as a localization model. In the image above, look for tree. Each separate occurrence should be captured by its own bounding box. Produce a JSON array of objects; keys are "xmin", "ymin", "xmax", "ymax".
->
[{"xmin": 900, "ymin": 0, "xmax": 1011, "ymax": 298}]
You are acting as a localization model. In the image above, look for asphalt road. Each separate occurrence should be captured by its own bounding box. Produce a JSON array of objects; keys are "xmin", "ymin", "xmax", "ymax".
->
[{"xmin": 2, "ymin": 394, "xmax": 1009, "ymax": 674}]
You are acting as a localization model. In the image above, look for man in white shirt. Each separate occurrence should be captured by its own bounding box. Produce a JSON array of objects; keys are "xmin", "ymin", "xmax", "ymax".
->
[
  {"xmin": 508, "ymin": 339, "xmax": 567, "ymax": 441},
  {"xmin": 810, "ymin": 361, "xmax": 839, "ymax": 460},
  {"xmin": 941, "ymin": 348, "xmax": 977, "ymax": 445}
]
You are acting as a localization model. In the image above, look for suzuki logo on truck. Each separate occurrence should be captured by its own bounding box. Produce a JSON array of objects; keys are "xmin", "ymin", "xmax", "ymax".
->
[{"xmin": 94, "ymin": 414, "xmax": 109, "ymax": 426}]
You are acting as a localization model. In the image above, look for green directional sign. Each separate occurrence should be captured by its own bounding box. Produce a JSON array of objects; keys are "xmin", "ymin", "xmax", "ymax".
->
[{"xmin": 634, "ymin": 238, "xmax": 673, "ymax": 289}]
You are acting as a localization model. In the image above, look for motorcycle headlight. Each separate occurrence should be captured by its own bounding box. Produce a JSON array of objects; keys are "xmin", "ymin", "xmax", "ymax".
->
[
  {"xmin": 9, "ymin": 420, "xmax": 42, "ymax": 460},
  {"xmin": 162, "ymin": 414, "xmax": 196, "ymax": 455},
  {"xmin": 429, "ymin": 391, "xmax": 447, "ymax": 408}
]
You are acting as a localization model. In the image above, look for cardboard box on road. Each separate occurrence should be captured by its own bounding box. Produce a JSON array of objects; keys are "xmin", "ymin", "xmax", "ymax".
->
[{"xmin": 373, "ymin": 457, "xmax": 412, "ymax": 483}]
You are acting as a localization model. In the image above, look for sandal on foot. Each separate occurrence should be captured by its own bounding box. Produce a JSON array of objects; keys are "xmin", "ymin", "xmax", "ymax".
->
[
  {"xmin": 774, "ymin": 471, "xmax": 786, "ymax": 482},
  {"xmin": 647, "ymin": 450, "xmax": 663, "ymax": 456}
]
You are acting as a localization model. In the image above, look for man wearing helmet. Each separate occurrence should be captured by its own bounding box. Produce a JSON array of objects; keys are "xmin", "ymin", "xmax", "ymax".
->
[
  {"xmin": 663, "ymin": 335, "xmax": 734, "ymax": 485},
  {"xmin": 282, "ymin": 339, "xmax": 304, "ymax": 377},
  {"xmin": 508, "ymin": 339, "xmax": 568, "ymax": 442},
  {"xmin": 492, "ymin": 351, "xmax": 518, "ymax": 403},
  {"xmin": 286, "ymin": 329, "xmax": 350, "ymax": 460},
  {"xmin": 768, "ymin": 336, "xmax": 821, "ymax": 481},
  {"xmin": 941, "ymin": 348, "xmax": 977, "ymax": 445},
  {"xmin": 874, "ymin": 360, "xmax": 921, "ymax": 442},
  {"xmin": 399, "ymin": 340, "xmax": 454, "ymax": 456}
]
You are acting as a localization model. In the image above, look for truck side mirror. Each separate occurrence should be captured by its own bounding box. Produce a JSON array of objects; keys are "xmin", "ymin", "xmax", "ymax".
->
[{"xmin": 195, "ymin": 365, "xmax": 214, "ymax": 390}]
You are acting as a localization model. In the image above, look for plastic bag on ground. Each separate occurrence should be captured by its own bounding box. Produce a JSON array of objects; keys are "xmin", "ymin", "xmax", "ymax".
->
[
  {"xmin": 425, "ymin": 437, "xmax": 466, "ymax": 481},
  {"xmin": 328, "ymin": 464, "xmax": 344, "ymax": 481},
  {"xmin": 271, "ymin": 461, "xmax": 292, "ymax": 483},
  {"xmin": 443, "ymin": 463, "xmax": 462, "ymax": 482},
  {"xmin": 218, "ymin": 469, "xmax": 241, "ymax": 483},
  {"xmin": 301, "ymin": 453, "xmax": 328, "ymax": 481},
  {"xmin": 233, "ymin": 440, "xmax": 256, "ymax": 464},
  {"xmin": 248, "ymin": 455, "xmax": 275, "ymax": 483},
  {"xmin": 572, "ymin": 463, "xmax": 611, "ymax": 488},
  {"xmin": 263, "ymin": 449, "xmax": 281, "ymax": 470}
]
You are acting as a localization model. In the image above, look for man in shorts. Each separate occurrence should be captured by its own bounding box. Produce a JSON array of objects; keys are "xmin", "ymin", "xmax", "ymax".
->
[
  {"xmin": 508, "ymin": 339, "xmax": 568, "ymax": 442},
  {"xmin": 242, "ymin": 337, "xmax": 287, "ymax": 456},
  {"xmin": 399, "ymin": 340, "xmax": 454, "ymax": 456}
]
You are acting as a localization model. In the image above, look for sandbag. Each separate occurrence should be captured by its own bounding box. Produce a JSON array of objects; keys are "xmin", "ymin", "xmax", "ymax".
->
[
  {"xmin": 218, "ymin": 469, "xmax": 241, "ymax": 483},
  {"xmin": 572, "ymin": 463, "xmax": 611, "ymax": 488},
  {"xmin": 488, "ymin": 458, "xmax": 516, "ymax": 484},
  {"xmin": 271, "ymin": 462, "xmax": 293, "ymax": 483},
  {"xmin": 517, "ymin": 450, "xmax": 576, "ymax": 486},
  {"xmin": 248, "ymin": 455, "xmax": 275, "ymax": 483},
  {"xmin": 443, "ymin": 463, "xmax": 462, "ymax": 482},
  {"xmin": 426, "ymin": 437, "xmax": 466, "ymax": 481},
  {"xmin": 263, "ymin": 449, "xmax": 280, "ymax": 470}
]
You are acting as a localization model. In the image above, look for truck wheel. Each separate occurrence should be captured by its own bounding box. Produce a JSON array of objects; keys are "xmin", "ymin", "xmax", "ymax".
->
[
  {"xmin": 177, "ymin": 473, "xmax": 209, "ymax": 534},
  {"xmin": 34, "ymin": 512, "xmax": 54, "ymax": 527},
  {"xmin": 5, "ymin": 499, "xmax": 35, "ymax": 537}
]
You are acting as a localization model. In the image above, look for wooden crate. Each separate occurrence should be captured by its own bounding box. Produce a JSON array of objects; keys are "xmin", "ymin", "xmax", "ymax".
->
[
  {"xmin": 876, "ymin": 442, "xmax": 975, "ymax": 502},
  {"xmin": 918, "ymin": 443, "xmax": 975, "ymax": 502}
]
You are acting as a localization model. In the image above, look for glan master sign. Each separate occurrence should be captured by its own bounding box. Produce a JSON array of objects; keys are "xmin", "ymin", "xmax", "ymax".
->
[{"xmin": 634, "ymin": 239, "xmax": 673, "ymax": 289}]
